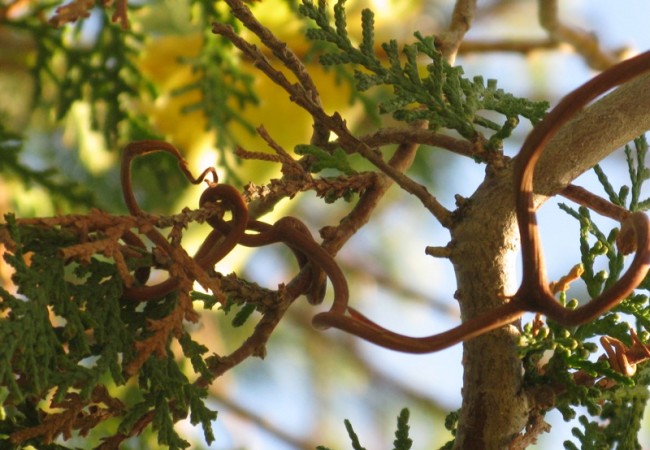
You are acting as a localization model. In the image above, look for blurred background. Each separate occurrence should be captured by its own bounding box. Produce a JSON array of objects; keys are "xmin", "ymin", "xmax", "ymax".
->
[{"xmin": 2, "ymin": 0, "xmax": 650, "ymax": 448}]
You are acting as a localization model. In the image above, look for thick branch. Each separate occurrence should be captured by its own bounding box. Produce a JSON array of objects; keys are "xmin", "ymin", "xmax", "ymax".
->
[
  {"xmin": 451, "ymin": 171, "xmax": 525, "ymax": 450},
  {"xmin": 452, "ymin": 72, "xmax": 650, "ymax": 449},
  {"xmin": 536, "ymin": 72, "xmax": 650, "ymax": 196}
]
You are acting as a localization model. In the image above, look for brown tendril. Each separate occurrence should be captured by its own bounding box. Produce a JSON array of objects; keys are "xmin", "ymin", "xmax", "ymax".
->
[
  {"xmin": 311, "ymin": 50, "xmax": 650, "ymax": 353},
  {"xmin": 120, "ymin": 140, "xmax": 243, "ymax": 301},
  {"xmin": 119, "ymin": 51, "xmax": 650, "ymax": 354},
  {"xmin": 198, "ymin": 186, "xmax": 341, "ymax": 306},
  {"xmin": 119, "ymin": 140, "xmax": 341, "ymax": 309}
]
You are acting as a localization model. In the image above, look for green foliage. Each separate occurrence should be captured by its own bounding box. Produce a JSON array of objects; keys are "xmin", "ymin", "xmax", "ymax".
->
[
  {"xmin": 176, "ymin": 0, "xmax": 260, "ymax": 180},
  {"xmin": 298, "ymin": 0, "xmax": 548, "ymax": 152},
  {"xmin": 0, "ymin": 214, "xmax": 217, "ymax": 449},
  {"xmin": 1, "ymin": 216, "xmax": 122, "ymax": 402},
  {"xmin": 204, "ymin": 275, "xmax": 279, "ymax": 327},
  {"xmin": 593, "ymin": 136, "xmax": 650, "ymax": 211},
  {"xmin": 559, "ymin": 205, "xmax": 624, "ymax": 298},
  {"xmin": 317, "ymin": 408, "xmax": 413, "ymax": 450},
  {"xmin": 393, "ymin": 408, "xmax": 413, "ymax": 450},
  {"xmin": 3, "ymin": 1, "xmax": 260, "ymax": 172},
  {"xmin": 230, "ymin": 302, "xmax": 257, "ymax": 327},
  {"xmin": 3, "ymin": 1, "xmax": 650, "ymax": 448},
  {"xmin": 518, "ymin": 134, "xmax": 650, "ymax": 450},
  {"xmin": 5, "ymin": 5, "xmax": 152, "ymax": 146},
  {"xmin": 564, "ymin": 374, "xmax": 649, "ymax": 450},
  {"xmin": 439, "ymin": 409, "xmax": 459, "ymax": 450},
  {"xmin": 295, "ymin": 144, "xmax": 357, "ymax": 175}
]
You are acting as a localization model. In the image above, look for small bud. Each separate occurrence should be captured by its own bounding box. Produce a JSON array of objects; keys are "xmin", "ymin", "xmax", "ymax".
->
[
  {"xmin": 593, "ymin": 241, "xmax": 607, "ymax": 255},
  {"xmin": 577, "ymin": 349, "xmax": 591, "ymax": 359},
  {"xmin": 583, "ymin": 342, "xmax": 598, "ymax": 353},
  {"xmin": 595, "ymin": 270, "xmax": 609, "ymax": 282},
  {"xmin": 566, "ymin": 298, "xmax": 579, "ymax": 310}
]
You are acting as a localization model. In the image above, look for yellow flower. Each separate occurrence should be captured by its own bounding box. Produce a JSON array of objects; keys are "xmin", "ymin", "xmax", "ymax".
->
[{"xmin": 135, "ymin": 0, "xmax": 423, "ymax": 183}]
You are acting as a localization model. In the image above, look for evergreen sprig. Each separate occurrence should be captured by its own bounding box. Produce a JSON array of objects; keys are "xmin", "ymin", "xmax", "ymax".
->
[
  {"xmin": 0, "ymin": 215, "xmax": 217, "ymax": 449},
  {"xmin": 440, "ymin": 409, "xmax": 460, "ymax": 449},
  {"xmin": 518, "ymin": 134, "xmax": 650, "ymax": 450},
  {"xmin": 298, "ymin": 0, "xmax": 548, "ymax": 152},
  {"xmin": 170, "ymin": 0, "xmax": 260, "ymax": 181},
  {"xmin": 5, "ymin": 5, "xmax": 152, "ymax": 146},
  {"xmin": 558, "ymin": 205, "xmax": 624, "ymax": 298},
  {"xmin": 393, "ymin": 408, "xmax": 413, "ymax": 450},
  {"xmin": 295, "ymin": 144, "xmax": 357, "ymax": 175},
  {"xmin": 593, "ymin": 135, "xmax": 650, "ymax": 211}
]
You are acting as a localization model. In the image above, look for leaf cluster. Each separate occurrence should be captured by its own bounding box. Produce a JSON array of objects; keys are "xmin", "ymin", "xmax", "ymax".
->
[
  {"xmin": 174, "ymin": 0, "xmax": 260, "ymax": 179},
  {"xmin": 518, "ymin": 135, "xmax": 650, "ymax": 450},
  {"xmin": 295, "ymin": 144, "xmax": 357, "ymax": 175},
  {"xmin": 0, "ymin": 215, "xmax": 217, "ymax": 449},
  {"xmin": 4, "ymin": 4, "xmax": 152, "ymax": 146},
  {"xmin": 298, "ymin": 0, "xmax": 548, "ymax": 151},
  {"xmin": 3, "ymin": 0, "xmax": 262, "ymax": 168},
  {"xmin": 593, "ymin": 135, "xmax": 650, "ymax": 212}
]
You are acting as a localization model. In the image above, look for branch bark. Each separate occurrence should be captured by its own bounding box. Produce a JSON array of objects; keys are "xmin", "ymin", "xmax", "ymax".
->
[{"xmin": 451, "ymin": 73, "xmax": 650, "ymax": 449}]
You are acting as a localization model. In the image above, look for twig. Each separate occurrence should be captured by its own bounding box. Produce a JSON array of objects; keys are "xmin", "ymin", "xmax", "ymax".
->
[
  {"xmin": 561, "ymin": 184, "xmax": 631, "ymax": 222},
  {"xmin": 243, "ymin": 173, "xmax": 376, "ymax": 205},
  {"xmin": 221, "ymin": 0, "xmax": 321, "ymax": 106},
  {"xmin": 538, "ymin": 0, "xmax": 626, "ymax": 70},
  {"xmin": 321, "ymin": 137, "xmax": 427, "ymax": 256},
  {"xmin": 200, "ymin": 299, "xmax": 291, "ymax": 386},
  {"xmin": 507, "ymin": 410, "xmax": 551, "ymax": 450},
  {"xmin": 212, "ymin": 0, "xmax": 451, "ymax": 225},
  {"xmin": 48, "ymin": 0, "xmax": 130, "ymax": 29},
  {"xmin": 350, "ymin": 138, "xmax": 453, "ymax": 226},
  {"xmin": 458, "ymin": 39, "xmax": 558, "ymax": 55},
  {"xmin": 111, "ymin": 0, "xmax": 129, "ymax": 29},
  {"xmin": 48, "ymin": 0, "xmax": 94, "ymax": 27},
  {"xmin": 255, "ymin": 125, "xmax": 307, "ymax": 177},
  {"xmin": 354, "ymin": 127, "xmax": 483, "ymax": 160},
  {"xmin": 212, "ymin": 391, "xmax": 318, "ymax": 450},
  {"xmin": 436, "ymin": 0, "xmax": 478, "ymax": 60}
]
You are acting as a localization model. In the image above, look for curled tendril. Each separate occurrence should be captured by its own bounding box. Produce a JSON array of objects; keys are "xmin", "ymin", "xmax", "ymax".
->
[
  {"xmin": 312, "ymin": 50, "xmax": 650, "ymax": 353},
  {"xmin": 119, "ymin": 140, "xmax": 339, "ymax": 307},
  {"xmin": 119, "ymin": 51, "xmax": 650, "ymax": 354}
]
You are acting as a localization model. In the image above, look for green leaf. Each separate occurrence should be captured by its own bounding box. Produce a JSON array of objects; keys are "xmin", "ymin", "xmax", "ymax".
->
[
  {"xmin": 231, "ymin": 303, "xmax": 257, "ymax": 327},
  {"xmin": 299, "ymin": 1, "xmax": 548, "ymax": 153},
  {"xmin": 393, "ymin": 408, "xmax": 413, "ymax": 450},
  {"xmin": 295, "ymin": 144, "xmax": 357, "ymax": 175},
  {"xmin": 344, "ymin": 419, "xmax": 367, "ymax": 450}
]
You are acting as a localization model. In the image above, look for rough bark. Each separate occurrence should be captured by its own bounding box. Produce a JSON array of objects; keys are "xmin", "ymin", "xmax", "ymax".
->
[{"xmin": 451, "ymin": 73, "xmax": 650, "ymax": 449}]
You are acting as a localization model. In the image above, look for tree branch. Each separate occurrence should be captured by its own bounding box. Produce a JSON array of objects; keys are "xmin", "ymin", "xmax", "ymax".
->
[
  {"xmin": 452, "ymin": 68, "xmax": 650, "ymax": 448},
  {"xmin": 536, "ymin": 72, "xmax": 650, "ymax": 196},
  {"xmin": 538, "ymin": 0, "xmax": 625, "ymax": 70},
  {"xmin": 437, "ymin": 0, "xmax": 478, "ymax": 60}
]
